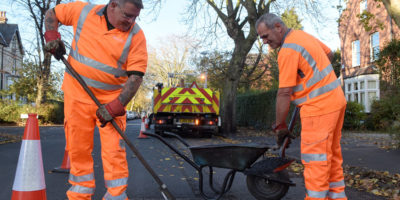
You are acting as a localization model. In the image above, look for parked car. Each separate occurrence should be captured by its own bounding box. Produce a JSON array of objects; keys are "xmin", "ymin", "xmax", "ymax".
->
[{"xmin": 126, "ymin": 111, "xmax": 135, "ymax": 120}]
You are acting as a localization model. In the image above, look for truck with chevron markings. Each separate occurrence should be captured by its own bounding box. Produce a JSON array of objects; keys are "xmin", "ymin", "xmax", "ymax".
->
[{"xmin": 151, "ymin": 82, "xmax": 220, "ymax": 137}]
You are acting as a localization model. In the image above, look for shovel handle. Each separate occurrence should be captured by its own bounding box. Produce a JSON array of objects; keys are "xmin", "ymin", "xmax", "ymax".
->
[
  {"xmin": 279, "ymin": 107, "xmax": 300, "ymax": 158},
  {"xmin": 60, "ymin": 57, "xmax": 175, "ymax": 200}
]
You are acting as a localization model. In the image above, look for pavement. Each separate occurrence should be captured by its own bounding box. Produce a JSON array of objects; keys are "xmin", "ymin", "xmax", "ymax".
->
[{"xmin": 0, "ymin": 120, "xmax": 398, "ymax": 200}]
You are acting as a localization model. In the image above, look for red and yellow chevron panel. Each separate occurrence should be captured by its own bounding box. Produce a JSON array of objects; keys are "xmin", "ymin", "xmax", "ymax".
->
[{"xmin": 153, "ymin": 87, "xmax": 220, "ymax": 114}]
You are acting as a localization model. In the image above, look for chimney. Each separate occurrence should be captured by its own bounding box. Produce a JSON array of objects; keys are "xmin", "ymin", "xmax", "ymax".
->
[{"xmin": 0, "ymin": 11, "xmax": 8, "ymax": 24}]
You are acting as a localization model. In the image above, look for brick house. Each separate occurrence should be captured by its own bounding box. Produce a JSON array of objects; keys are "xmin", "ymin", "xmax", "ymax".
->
[
  {"xmin": 339, "ymin": 0, "xmax": 400, "ymax": 112},
  {"xmin": 0, "ymin": 11, "xmax": 24, "ymax": 99}
]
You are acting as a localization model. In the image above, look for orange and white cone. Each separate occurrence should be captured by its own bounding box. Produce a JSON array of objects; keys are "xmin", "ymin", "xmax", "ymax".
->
[
  {"xmin": 137, "ymin": 117, "xmax": 148, "ymax": 139},
  {"xmin": 12, "ymin": 113, "xmax": 46, "ymax": 200},
  {"xmin": 51, "ymin": 146, "xmax": 70, "ymax": 174},
  {"xmin": 145, "ymin": 116, "xmax": 149, "ymax": 130}
]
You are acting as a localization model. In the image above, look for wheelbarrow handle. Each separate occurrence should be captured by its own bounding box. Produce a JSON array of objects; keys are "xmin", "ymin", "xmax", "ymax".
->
[
  {"xmin": 60, "ymin": 56, "xmax": 175, "ymax": 200},
  {"xmin": 279, "ymin": 107, "xmax": 300, "ymax": 158}
]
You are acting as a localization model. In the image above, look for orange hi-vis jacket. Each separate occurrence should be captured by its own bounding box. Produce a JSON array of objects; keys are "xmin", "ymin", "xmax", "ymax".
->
[
  {"xmin": 278, "ymin": 30, "xmax": 346, "ymax": 117},
  {"xmin": 55, "ymin": 2, "xmax": 148, "ymax": 104}
]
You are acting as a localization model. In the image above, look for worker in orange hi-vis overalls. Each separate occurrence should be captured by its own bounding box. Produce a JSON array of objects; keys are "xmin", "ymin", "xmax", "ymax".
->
[
  {"xmin": 256, "ymin": 13, "xmax": 347, "ymax": 200},
  {"xmin": 43, "ymin": 0, "xmax": 147, "ymax": 199}
]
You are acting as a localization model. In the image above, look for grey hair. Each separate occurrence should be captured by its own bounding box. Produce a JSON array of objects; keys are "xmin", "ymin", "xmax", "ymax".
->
[
  {"xmin": 256, "ymin": 13, "xmax": 285, "ymax": 29},
  {"xmin": 110, "ymin": 0, "xmax": 143, "ymax": 9}
]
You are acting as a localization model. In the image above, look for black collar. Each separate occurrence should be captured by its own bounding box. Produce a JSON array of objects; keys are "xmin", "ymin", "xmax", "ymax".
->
[{"xmin": 103, "ymin": 5, "xmax": 115, "ymax": 31}]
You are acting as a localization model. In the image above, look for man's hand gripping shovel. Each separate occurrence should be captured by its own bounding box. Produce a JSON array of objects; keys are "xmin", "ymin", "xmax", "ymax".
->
[
  {"xmin": 59, "ymin": 56, "xmax": 175, "ymax": 200},
  {"xmin": 275, "ymin": 107, "xmax": 300, "ymax": 158}
]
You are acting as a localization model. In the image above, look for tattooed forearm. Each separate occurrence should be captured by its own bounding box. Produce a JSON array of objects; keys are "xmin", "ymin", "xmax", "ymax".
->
[
  {"xmin": 45, "ymin": 9, "xmax": 59, "ymax": 31},
  {"xmin": 118, "ymin": 75, "xmax": 143, "ymax": 106}
]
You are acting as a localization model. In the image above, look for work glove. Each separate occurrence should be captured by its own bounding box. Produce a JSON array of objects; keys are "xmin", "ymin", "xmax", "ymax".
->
[
  {"xmin": 96, "ymin": 98, "xmax": 126, "ymax": 127},
  {"xmin": 272, "ymin": 123, "xmax": 294, "ymax": 148},
  {"xmin": 44, "ymin": 30, "xmax": 66, "ymax": 60}
]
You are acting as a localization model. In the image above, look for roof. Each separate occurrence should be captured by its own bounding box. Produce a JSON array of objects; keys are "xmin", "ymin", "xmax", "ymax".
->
[
  {"xmin": 343, "ymin": 65, "xmax": 378, "ymax": 79},
  {"xmin": 0, "ymin": 32, "xmax": 6, "ymax": 46},
  {"xmin": 0, "ymin": 23, "xmax": 24, "ymax": 55}
]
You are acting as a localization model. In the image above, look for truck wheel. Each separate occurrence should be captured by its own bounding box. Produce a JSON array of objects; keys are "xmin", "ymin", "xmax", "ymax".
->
[{"xmin": 246, "ymin": 170, "xmax": 289, "ymax": 200}]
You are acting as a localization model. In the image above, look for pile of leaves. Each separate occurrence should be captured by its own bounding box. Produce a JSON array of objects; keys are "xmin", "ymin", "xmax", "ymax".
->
[
  {"xmin": 344, "ymin": 166, "xmax": 400, "ymax": 199},
  {"xmin": 0, "ymin": 133, "xmax": 22, "ymax": 145}
]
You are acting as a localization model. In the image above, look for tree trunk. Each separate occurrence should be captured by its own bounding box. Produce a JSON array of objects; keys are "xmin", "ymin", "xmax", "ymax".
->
[
  {"xmin": 35, "ymin": 53, "xmax": 52, "ymax": 106},
  {"xmin": 382, "ymin": 0, "xmax": 400, "ymax": 28},
  {"xmin": 221, "ymin": 49, "xmax": 247, "ymax": 135}
]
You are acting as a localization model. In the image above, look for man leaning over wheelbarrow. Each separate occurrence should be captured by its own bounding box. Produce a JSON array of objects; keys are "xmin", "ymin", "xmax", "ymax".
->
[
  {"xmin": 43, "ymin": 0, "xmax": 147, "ymax": 199},
  {"xmin": 256, "ymin": 13, "xmax": 347, "ymax": 200}
]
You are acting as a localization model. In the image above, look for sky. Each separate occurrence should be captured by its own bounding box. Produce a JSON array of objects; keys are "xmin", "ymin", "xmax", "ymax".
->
[{"xmin": 0, "ymin": 0, "xmax": 343, "ymax": 53}]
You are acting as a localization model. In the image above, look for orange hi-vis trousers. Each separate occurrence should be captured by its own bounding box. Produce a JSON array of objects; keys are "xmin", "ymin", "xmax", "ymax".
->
[
  {"xmin": 64, "ymin": 95, "xmax": 129, "ymax": 200},
  {"xmin": 301, "ymin": 106, "xmax": 347, "ymax": 200}
]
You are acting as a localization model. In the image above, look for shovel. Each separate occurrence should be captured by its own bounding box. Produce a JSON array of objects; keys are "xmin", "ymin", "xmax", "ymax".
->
[{"xmin": 60, "ymin": 56, "xmax": 175, "ymax": 200}]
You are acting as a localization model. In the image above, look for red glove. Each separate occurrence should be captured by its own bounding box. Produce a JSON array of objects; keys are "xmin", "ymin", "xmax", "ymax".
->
[
  {"xmin": 44, "ymin": 30, "xmax": 66, "ymax": 60},
  {"xmin": 96, "ymin": 98, "xmax": 126, "ymax": 127}
]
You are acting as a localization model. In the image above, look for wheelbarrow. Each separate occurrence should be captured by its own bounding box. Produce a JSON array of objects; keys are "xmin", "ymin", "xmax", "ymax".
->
[{"xmin": 143, "ymin": 108, "xmax": 299, "ymax": 200}]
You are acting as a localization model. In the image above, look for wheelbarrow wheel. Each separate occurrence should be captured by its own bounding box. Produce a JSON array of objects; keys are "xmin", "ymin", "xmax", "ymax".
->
[{"xmin": 246, "ymin": 170, "xmax": 290, "ymax": 200}]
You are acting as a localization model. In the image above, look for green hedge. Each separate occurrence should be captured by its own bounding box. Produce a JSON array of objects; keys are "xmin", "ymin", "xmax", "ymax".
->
[
  {"xmin": 236, "ymin": 90, "xmax": 277, "ymax": 130},
  {"xmin": 236, "ymin": 90, "xmax": 297, "ymax": 130},
  {"xmin": 0, "ymin": 100, "xmax": 64, "ymax": 125},
  {"xmin": 236, "ymin": 90, "xmax": 365, "ymax": 132},
  {"xmin": 343, "ymin": 101, "xmax": 366, "ymax": 130}
]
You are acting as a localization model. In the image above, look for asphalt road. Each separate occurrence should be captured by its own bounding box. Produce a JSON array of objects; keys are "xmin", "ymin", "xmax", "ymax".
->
[{"xmin": 0, "ymin": 119, "xmax": 386, "ymax": 200}]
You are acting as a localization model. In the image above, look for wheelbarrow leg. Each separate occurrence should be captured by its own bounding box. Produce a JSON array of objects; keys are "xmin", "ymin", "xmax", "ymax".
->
[
  {"xmin": 208, "ymin": 166, "xmax": 235, "ymax": 194},
  {"xmin": 198, "ymin": 166, "xmax": 236, "ymax": 200}
]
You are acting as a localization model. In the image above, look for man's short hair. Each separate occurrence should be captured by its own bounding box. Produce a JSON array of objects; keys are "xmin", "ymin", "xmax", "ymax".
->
[
  {"xmin": 110, "ymin": 0, "xmax": 143, "ymax": 9},
  {"xmin": 256, "ymin": 13, "xmax": 285, "ymax": 29}
]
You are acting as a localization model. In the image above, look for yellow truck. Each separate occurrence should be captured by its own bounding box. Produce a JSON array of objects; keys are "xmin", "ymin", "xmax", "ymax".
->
[{"xmin": 151, "ymin": 82, "xmax": 220, "ymax": 137}]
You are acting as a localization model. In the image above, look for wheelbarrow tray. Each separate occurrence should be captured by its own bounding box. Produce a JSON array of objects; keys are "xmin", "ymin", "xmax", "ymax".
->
[{"xmin": 189, "ymin": 143, "xmax": 270, "ymax": 171}]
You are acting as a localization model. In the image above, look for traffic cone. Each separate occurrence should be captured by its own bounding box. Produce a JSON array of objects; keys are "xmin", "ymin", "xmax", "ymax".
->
[
  {"xmin": 137, "ymin": 117, "xmax": 148, "ymax": 139},
  {"xmin": 51, "ymin": 146, "xmax": 70, "ymax": 174},
  {"xmin": 145, "ymin": 116, "xmax": 149, "ymax": 130},
  {"xmin": 11, "ymin": 113, "xmax": 46, "ymax": 200}
]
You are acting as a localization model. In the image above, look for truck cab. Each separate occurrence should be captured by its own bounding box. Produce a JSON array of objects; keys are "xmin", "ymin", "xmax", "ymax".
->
[{"xmin": 152, "ymin": 82, "xmax": 220, "ymax": 137}]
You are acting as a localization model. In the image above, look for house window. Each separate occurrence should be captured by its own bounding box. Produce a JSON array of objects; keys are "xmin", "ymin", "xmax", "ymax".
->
[
  {"xmin": 370, "ymin": 32, "xmax": 380, "ymax": 61},
  {"xmin": 360, "ymin": 0, "xmax": 367, "ymax": 14},
  {"xmin": 368, "ymin": 80, "xmax": 376, "ymax": 89},
  {"xmin": 13, "ymin": 59, "xmax": 17, "ymax": 74},
  {"xmin": 344, "ymin": 74, "xmax": 380, "ymax": 113},
  {"xmin": 352, "ymin": 40, "xmax": 360, "ymax": 67}
]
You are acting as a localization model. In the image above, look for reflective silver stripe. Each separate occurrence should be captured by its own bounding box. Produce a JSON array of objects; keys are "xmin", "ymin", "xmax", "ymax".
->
[
  {"xmin": 293, "ymin": 84, "xmax": 303, "ymax": 92},
  {"xmin": 328, "ymin": 191, "xmax": 347, "ymax": 199},
  {"xmin": 292, "ymin": 97, "xmax": 307, "ymax": 105},
  {"xmin": 301, "ymin": 153, "xmax": 327, "ymax": 163},
  {"xmin": 309, "ymin": 79, "xmax": 340, "ymax": 99},
  {"xmin": 69, "ymin": 3, "xmax": 141, "ymax": 90},
  {"xmin": 65, "ymin": 68, "xmax": 123, "ymax": 90},
  {"xmin": 74, "ymin": 4, "xmax": 96, "ymax": 52},
  {"xmin": 330, "ymin": 180, "xmax": 345, "ymax": 188},
  {"xmin": 282, "ymin": 43, "xmax": 338, "ymax": 105},
  {"xmin": 68, "ymin": 185, "xmax": 95, "ymax": 194},
  {"xmin": 306, "ymin": 189, "xmax": 328, "ymax": 198},
  {"xmin": 117, "ymin": 23, "xmax": 141, "ymax": 70},
  {"xmin": 282, "ymin": 43, "xmax": 333, "ymax": 89},
  {"xmin": 307, "ymin": 64, "xmax": 334, "ymax": 87},
  {"xmin": 70, "ymin": 49, "xmax": 127, "ymax": 77},
  {"xmin": 69, "ymin": 173, "xmax": 94, "ymax": 183},
  {"xmin": 96, "ymin": 5, "xmax": 106, "ymax": 16},
  {"xmin": 105, "ymin": 177, "xmax": 128, "ymax": 188},
  {"xmin": 104, "ymin": 191, "xmax": 128, "ymax": 200}
]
